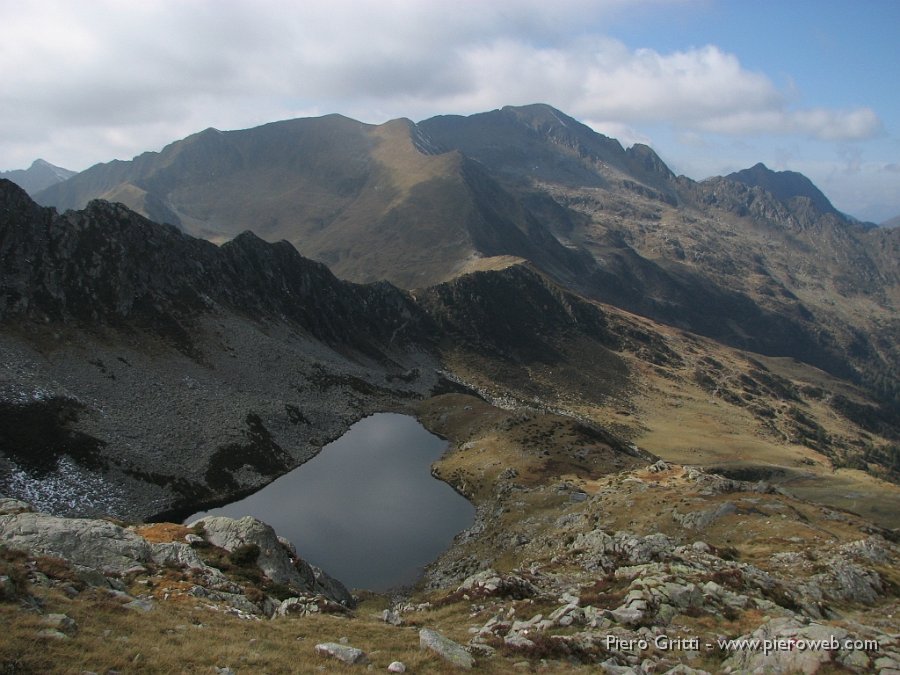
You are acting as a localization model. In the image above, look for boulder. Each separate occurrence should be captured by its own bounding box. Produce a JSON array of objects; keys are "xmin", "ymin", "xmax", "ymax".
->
[
  {"xmin": 0, "ymin": 512, "xmax": 151, "ymax": 574},
  {"xmin": 673, "ymin": 502, "xmax": 737, "ymax": 530},
  {"xmin": 721, "ymin": 617, "xmax": 849, "ymax": 674},
  {"xmin": 420, "ymin": 628, "xmax": 475, "ymax": 669},
  {"xmin": 381, "ymin": 608, "xmax": 403, "ymax": 625},
  {"xmin": 0, "ymin": 498, "xmax": 34, "ymax": 515},
  {"xmin": 275, "ymin": 594, "xmax": 348, "ymax": 617},
  {"xmin": 149, "ymin": 542, "xmax": 228, "ymax": 586},
  {"xmin": 572, "ymin": 529, "xmax": 675, "ymax": 571},
  {"xmin": 457, "ymin": 569, "xmax": 537, "ymax": 599},
  {"xmin": 314, "ymin": 642, "xmax": 368, "ymax": 665}
]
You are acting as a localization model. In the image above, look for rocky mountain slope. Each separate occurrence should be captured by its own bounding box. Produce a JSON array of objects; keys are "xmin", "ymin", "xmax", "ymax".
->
[
  {"xmin": 4, "ymin": 177, "xmax": 899, "ymax": 521},
  {"xmin": 0, "ymin": 179, "xmax": 442, "ymax": 521},
  {"xmin": 0, "ymin": 160, "xmax": 76, "ymax": 196},
  {"xmin": 33, "ymin": 116, "xmax": 584, "ymax": 290},
  {"xmin": 3, "ymin": 152, "xmax": 900, "ymax": 672},
  {"xmin": 725, "ymin": 162, "xmax": 841, "ymax": 217},
  {"xmin": 422, "ymin": 105, "xmax": 899, "ymax": 403},
  {"xmin": 33, "ymin": 105, "xmax": 899, "ymax": 419}
]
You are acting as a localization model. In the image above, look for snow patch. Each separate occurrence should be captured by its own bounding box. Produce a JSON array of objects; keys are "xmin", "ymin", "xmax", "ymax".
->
[{"xmin": 4, "ymin": 457, "xmax": 128, "ymax": 518}]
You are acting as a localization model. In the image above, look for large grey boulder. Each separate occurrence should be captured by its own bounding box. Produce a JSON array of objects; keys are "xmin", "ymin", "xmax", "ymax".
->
[
  {"xmin": 149, "ymin": 541, "xmax": 221, "ymax": 577},
  {"xmin": 0, "ymin": 510, "xmax": 229, "ymax": 587},
  {"xmin": 458, "ymin": 569, "xmax": 538, "ymax": 599},
  {"xmin": 673, "ymin": 502, "xmax": 737, "ymax": 530},
  {"xmin": 419, "ymin": 628, "xmax": 475, "ymax": 669},
  {"xmin": 572, "ymin": 529, "xmax": 675, "ymax": 571},
  {"xmin": 189, "ymin": 515, "xmax": 352, "ymax": 606},
  {"xmin": 0, "ymin": 512, "xmax": 151, "ymax": 574},
  {"xmin": 314, "ymin": 642, "xmax": 368, "ymax": 665},
  {"xmin": 721, "ymin": 617, "xmax": 850, "ymax": 674}
]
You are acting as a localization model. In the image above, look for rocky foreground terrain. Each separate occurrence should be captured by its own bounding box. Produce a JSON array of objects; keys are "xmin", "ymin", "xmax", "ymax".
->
[{"xmin": 1, "ymin": 449, "xmax": 898, "ymax": 673}]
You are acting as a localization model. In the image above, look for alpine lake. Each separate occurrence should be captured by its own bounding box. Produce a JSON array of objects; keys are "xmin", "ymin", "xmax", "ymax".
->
[{"xmin": 187, "ymin": 413, "xmax": 475, "ymax": 591}]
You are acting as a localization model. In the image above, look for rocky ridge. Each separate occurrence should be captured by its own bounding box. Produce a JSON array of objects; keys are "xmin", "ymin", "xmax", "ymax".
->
[{"xmin": 0, "ymin": 179, "xmax": 442, "ymax": 521}]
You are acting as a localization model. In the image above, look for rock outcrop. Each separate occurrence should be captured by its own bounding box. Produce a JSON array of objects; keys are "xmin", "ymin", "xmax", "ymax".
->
[
  {"xmin": 0, "ymin": 501, "xmax": 352, "ymax": 617},
  {"xmin": 188, "ymin": 515, "xmax": 352, "ymax": 606}
]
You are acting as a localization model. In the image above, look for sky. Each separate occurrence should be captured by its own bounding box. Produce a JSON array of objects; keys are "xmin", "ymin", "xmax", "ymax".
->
[{"xmin": 1, "ymin": 0, "xmax": 898, "ymax": 222}]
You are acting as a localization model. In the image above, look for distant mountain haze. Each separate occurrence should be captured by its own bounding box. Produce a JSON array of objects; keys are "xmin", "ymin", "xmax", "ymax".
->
[{"xmin": 0, "ymin": 159, "xmax": 77, "ymax": 195}]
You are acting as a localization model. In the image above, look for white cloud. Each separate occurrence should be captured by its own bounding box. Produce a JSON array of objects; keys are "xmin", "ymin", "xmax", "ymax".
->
[
  {"xmin": 702, "ymin": 107, "xmax": 883, "ymax": 141},
  {"xmin": 585, "ymin": 120, "xmax": 653, "ymax": 148},
  {"xmin": 0, "ymin": 0, "xmax": 887, "ymax": 176}
]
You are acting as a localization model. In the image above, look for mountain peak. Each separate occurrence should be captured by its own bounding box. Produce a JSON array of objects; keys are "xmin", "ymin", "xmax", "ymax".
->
[
  {"xmin": 1, "ymin": 159, "xmax": 77, "ymax": 196},
  {"xmin": 625, "ymin": 143, "xmax": 675, "ymax": 180},
  {"xmin": 501, "ymin": 102, "xmax": 577, "ymax": 127},
  {"xmin": 726, "ymin": 163, "xmax": 838, "ymax": 216}
]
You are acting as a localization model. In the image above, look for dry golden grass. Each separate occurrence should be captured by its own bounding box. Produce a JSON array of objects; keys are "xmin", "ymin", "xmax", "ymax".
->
[
  {"xmin": 452, "ymin": 255, "xmax": 526, "ymax": 277},
  {"xmin": 434, "ymin": 285, "xmax": 898, "ymax": 531},
  {"xmin": 133, "ymin": 523, "xmax": 192, "ymax": 544},
  {"xmin": 596, "ymin": 327, "xmax": 900, "ymax": 529},
  {"xmin": 417, "ymin": 393, "xmax": 642, "ymax": 504},
  {"xmin": 0, "ymin": 582, "xmax": 606, "ymax": 674}
]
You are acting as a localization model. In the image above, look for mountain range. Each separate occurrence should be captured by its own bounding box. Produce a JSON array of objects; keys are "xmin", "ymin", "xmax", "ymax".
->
[
  {"xmin": 31, "ymin": 105, "xmax": 900, "ymax": 405},
  {"xmin": 3, "ymin": 103, "xmax": 900, "ymax": 521},
  {"xmin": 2, "ymin": 104, "xmax": 900, "ymax": 672},
  {"xmin": 1, "ymin": 104, "xmax": 898, "ymax": 525}
]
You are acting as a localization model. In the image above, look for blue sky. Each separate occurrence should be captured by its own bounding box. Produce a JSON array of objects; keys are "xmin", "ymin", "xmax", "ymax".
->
[
  {"xmin": 602, "ymin": 0, "xmax": 900, "ymax": 221},
  {"xmin": 1, "ymin": 0, "xmax": 897, "ymax": 221}
]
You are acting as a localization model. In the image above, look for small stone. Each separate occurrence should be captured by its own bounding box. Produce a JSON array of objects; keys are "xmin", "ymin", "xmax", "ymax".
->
[
  {"xmin": 656, "ymin": 603, "xmax": 678, "ymax": 625},
  {"xmin": 315, "ymin": 642, "xmax": 368, "ymax": 665},
  {"xmin": 560, "ymin": 592, "xmax": 580, "ymax": 606},
  {"xmin": 0, "ymin": 575, "xmax": 15, "ymax": 600},
  {"xmin": 387, "ymin": 662, "xmax": 406, "ymax": 673},
  {"xmin": 36, "ymin": 629, "xmax": 69, "ymax": 640},
  {"xmin": 875, "ymin": 656, "xmax": 900, "ymax": 670},
  {"xmin": 840, "ymin": 650, "xmax": 870, "ymax": 669},
  {"xmin": 610, "ymin": 606, "xmax": 644, "ymax": 625},
  {"xmin": 123, "ymin": 598, "xmax": 154, "ymax": 612},
  {"xmin": 381, "ymin": 609, "xmax": 402, "ymax": 626},
  {"xmin": 0, "ymin": 498, "xmax": 34, "ymax": 515},
  {"xmin": 42, "ymin": 613, "xmax": 78, "ymax": 636},
  {"xmin": 504, "ymin": 634, "xmax": 536, "ymax": 649}
]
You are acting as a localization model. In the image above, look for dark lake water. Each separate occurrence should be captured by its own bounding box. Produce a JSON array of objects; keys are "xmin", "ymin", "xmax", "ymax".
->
[{"xmin": 187, "ymin": 413, "xmax": 474, "ymax": 591}]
